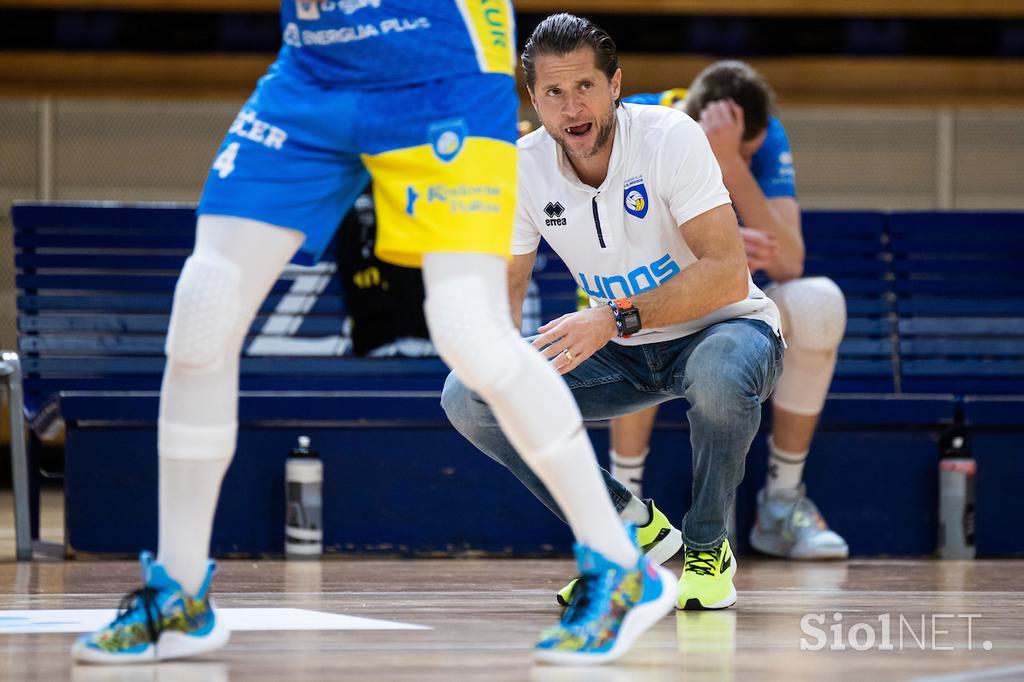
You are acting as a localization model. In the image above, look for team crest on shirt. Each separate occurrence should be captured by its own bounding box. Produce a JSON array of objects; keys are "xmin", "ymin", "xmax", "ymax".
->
[
  {"xmin": 624, "ymin": 175, "xmax": 649, "ymax": 219},
  {"xmin": 295, "ymin": 1, "xmax": 320, "ymax": 20},
  {"xmin": 428, "ymin": 119, "xmax": 467, "ymax": 163}
]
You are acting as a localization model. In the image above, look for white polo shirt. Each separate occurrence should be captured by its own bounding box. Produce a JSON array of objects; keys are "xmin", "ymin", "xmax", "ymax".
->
[{"xmin": 513, "ymin": 102, "xmax": 781, "ymax": 346}]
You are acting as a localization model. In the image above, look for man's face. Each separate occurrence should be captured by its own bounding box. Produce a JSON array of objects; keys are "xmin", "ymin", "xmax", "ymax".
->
[
  {"xmin": 529, "ymin": 47, "xmax": 621, "ymax": 162},
  {"xmin": 740, "ymin": 128, "xmax": 768, "ymax": 164}
]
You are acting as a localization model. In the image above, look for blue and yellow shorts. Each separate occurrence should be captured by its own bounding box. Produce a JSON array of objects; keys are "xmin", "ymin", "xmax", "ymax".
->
[{"xmin": 197, "ymin": 68, "xmax": 517, "ymax": 267}]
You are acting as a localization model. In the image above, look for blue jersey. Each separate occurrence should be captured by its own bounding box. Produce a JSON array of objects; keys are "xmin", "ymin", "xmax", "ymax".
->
[
  {"xmin": 277, "ymin": 1, "xmax": 515, "ymax": 87},
  {"xmin": 623, "ymin": 90, "xmax": 796, "ymax": 198},
  {"xmin": 749, "ymin": 117, "xmax": 796, "ymax": 198}
]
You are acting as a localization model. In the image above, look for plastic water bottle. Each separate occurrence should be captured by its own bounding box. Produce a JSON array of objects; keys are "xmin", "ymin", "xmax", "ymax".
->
[
  {"xmin": 938, "ymin": 411, "xmax": 976, "ymax": 559},
  {"xmin": 285, "ymin": 435, "xmax": 323, "ymax": 559}
]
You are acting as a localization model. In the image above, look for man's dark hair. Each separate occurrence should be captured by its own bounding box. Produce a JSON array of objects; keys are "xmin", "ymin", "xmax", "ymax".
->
[
  {"xmin": 521, "ymin": 13, "xmax": 620, "ymax": 106},
  {"xmin": 683, "ymin": 61, "xmax": 776, "ymax": 141}
]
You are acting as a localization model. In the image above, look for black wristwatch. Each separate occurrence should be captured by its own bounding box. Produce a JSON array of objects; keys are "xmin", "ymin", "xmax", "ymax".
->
[{"xmin": 607, "ymin": 298, "xmax": 642, "ymax": 338}]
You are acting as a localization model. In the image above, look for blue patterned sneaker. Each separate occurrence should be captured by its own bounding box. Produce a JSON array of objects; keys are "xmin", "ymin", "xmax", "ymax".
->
[
  {"xmin": 535, "ymin": 535, "xmax": 676, "ymax": 665},
  {"xmin": 72, "ymin": 552, "xmax": 229, "ymax": 664}
]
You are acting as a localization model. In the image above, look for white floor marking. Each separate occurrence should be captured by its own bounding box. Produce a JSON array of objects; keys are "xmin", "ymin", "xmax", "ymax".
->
[{"xmin": 0, "ymin": 608, "xmax": 430, "ymax": 634}]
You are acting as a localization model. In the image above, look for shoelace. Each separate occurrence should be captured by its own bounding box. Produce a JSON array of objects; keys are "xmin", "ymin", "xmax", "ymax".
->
[
  {"xmin": 561, "ymin": 573, "xmax": 611, "ymax": 627},
  {"xmin": 116, "ymin": 587, "xmax": 165, "ymax": 643},
  {"xmin": 683, "ymin": 546, "xmax": 722, "ymax": 576}
]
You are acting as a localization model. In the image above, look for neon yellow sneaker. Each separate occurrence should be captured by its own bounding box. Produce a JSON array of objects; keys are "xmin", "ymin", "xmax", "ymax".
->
[
  {"xmin": 556, "ymin": 499, "xmax": 682, "ymax": 606},
  {"xmin": 677, "ymin": 538, "xmax": 737, "ymax": 610}
]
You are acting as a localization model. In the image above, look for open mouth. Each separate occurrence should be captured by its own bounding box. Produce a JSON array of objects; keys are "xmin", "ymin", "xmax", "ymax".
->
[{"xmin": 564, "ymin": 122, "xmax": 593, "ymax": 137}]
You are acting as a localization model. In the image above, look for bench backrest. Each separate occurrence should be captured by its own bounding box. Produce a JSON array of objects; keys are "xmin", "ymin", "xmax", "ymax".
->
[
  {"xmin": 890, "ymin": 211, "xmax": 1024, "ymax": 394},
  {"xmin": 788, "ymin": 210, "xmax": 895, "ymax": 393},
  {"xmin": 12, "ymin": 203, "xmax": 1024, "ymax": 429},
  {"xmin": 11, "ymin": 203, "xmax": 448, "ymax": 427}
]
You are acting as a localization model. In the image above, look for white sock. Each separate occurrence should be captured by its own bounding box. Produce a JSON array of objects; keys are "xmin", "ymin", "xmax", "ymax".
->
[
  {"xmin": 158, "ymin": 446, "xmax": 231, "ymax": 595},
  {"xmin": 528, "ymin": 428, "xmax": 640, "ymax": 567},
  {"xmin": 766, "ymin": 435, "xmax": 809, "ymax": 494},
  {"xmin": 610, "ymin": 447, "xmax": 648, "ymax": 498},
  {"xmin": 157, "ymin": 216, "xmax": 302, "ymax": 594},
  {"xmin": 621, "ymin": 495, "xmax": 651, "ymax": 527}
]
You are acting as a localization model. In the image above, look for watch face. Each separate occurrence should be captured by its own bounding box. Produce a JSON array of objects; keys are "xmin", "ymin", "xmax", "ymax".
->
[{"xmin": 621, "ymin": 308, "xmax": 642, "ymax": 335}]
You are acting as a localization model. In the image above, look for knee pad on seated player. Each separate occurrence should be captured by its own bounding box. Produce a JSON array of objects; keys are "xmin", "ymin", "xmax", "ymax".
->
[
  {"xmin": 770, "ymin": 277, "xmax": 846, "ymax": 352},
  {"xmin": 165, "ymin": 254, "xmax": 245, "ymax": 372},
  {"xmin": 424, "ymin": 291, "xmax": 521, "ymax": 395},
  {"xmin": 769, "ymin": 277, "xmax": 845, "ymax": 416}
]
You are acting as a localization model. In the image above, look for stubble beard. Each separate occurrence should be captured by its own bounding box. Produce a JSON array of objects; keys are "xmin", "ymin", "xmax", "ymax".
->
[{"xmin": 549, "ymin": 106, "xmax": 616, "ymax": 162}]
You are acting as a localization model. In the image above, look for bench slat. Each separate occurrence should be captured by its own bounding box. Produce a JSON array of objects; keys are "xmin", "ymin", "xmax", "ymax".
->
[
  {"xmin": 12, "ymin": 203, "xmax": 196, "ymax": 231},
  {"xmin": 899, "ymin": 318, "xmax": 1024, "ymax": 335},
  {"xmin": 901, "ymin": 359, "xmax": 1024, "ymax": 377},
  {"xmin": 846, "ymin": 319, "xmax": 892, "ymax": 334},
  {"xmin": 901, "ymin": 339, "xmax": 1024, "ymax": 356},
  {"xmin": 18, "ymin": 294, "xmax": 345, "ymax": 314},
  {"xmin": 803, "ymin": 259, "xmax": 889, "ymax": 275},
  {"xmin": 16, "ymin": 274, "xmax": 346, "ymax": 295},
  {"xmin": 834, "ymin": 359, "xmax": 895, "ymax": 376},
  {"xmin": 19, "ymin": 314, "xmax": 347, "ymax": 335},
  {"xmin": 15, "ymin": 233, "xmax": 195, "ymax": 249},
  {"xmin": 897, "ymin": 298, "xmax": 1024, "ymax": 315},
  {"xmin": 24, "ymin": 356, "xmax": 450, "ymax": 377},
  {"xmin": 891, "ymin": 259, "xmax": 1019, "ymax": 275},
  {"xmin": 894, "ymin": 280, "xmax": 1024, "ymax": 295},
  {"xmin": 16, "ymin": 253, "xmax": 189, "ymax": 270},
  {"xmin": 839, "ymin": 339, "xmax": 894, "ymax": 355}
]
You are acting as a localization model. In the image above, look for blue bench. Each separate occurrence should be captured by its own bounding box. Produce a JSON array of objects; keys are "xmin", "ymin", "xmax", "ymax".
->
[
  {"xmin": 886, "ymin": 211, "xmax": 1024, "ymax": 557},
  {"xmin": 12, "ymin": 203, "xmax": 450, "ymax": 434},
  {"xmin": 890, "ymin": 212, "xmax": 1024, "ymax": 395},
  {"xmin": 786, "ymin": 210, "xmax": 896, "ymax": 393},
  {"xmin": 11, "ymin": 203, "xmax": 1024, "ymax": 556}
]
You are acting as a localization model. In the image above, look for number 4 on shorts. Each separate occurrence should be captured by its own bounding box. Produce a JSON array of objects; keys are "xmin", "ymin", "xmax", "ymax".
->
[{"xmin": 213, "ymin": 142, "xmax": 240, "ymax": 179}]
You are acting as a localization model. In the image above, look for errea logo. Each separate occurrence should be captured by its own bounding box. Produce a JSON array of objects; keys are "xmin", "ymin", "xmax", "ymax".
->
[{"xmin": 544, "ymin": 201, "xmax": 566, "ymax": 226}]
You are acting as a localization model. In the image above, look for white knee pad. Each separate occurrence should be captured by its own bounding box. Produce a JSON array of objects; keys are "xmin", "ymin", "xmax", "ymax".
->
[
  {"xmin": 422, "ymin": 253, "xmax": 583, "ymax": 456},
  {"xmin": 165, "ymin": 253, "xmax": 245, "ymax": 373},
  {"xmin": 768, "ymin": 277, "xmax": 846, "ymax": 352},
  {"xmin": 767, "ymin": 277, "xmax": 847, "ymax": 416},
  {"xmin": 424, "ymin": 287, "xmax": 521, "ymax": 395}
]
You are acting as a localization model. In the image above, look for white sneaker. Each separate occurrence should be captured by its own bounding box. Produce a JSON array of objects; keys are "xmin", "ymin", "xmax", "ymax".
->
[{"xmin": 750, "ymin": 485, "xmax": 848, "ymax": 559}]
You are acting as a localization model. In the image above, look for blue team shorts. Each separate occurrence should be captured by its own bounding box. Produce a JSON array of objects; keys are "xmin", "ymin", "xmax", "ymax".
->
[{"xmin": 198, "ymin": 66, "xmax": 518, "ymax": 267}]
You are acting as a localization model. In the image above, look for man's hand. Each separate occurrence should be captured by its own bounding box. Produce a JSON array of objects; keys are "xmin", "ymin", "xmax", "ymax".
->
[
  {"xmin": 741, "ymin": 226, "xmax": 779, "ymax": 274},
  {"xmin": 699, "ymin": 99, "xmax": 745, "ymax": 162},
  {"xmin": 530, "ymin": 307, "xmax": 618, "ymax": 375}
]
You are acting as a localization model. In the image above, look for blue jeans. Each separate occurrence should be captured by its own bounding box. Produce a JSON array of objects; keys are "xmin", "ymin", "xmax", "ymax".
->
[{"xmin": 440, "ymin": 318, "xmax": 784, "ymax": 550}]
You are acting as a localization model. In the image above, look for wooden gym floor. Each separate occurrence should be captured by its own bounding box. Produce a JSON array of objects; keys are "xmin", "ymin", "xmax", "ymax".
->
[{"xmin": 1, "ymin": 491, "xmax": 1022, "ymax": 681}]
